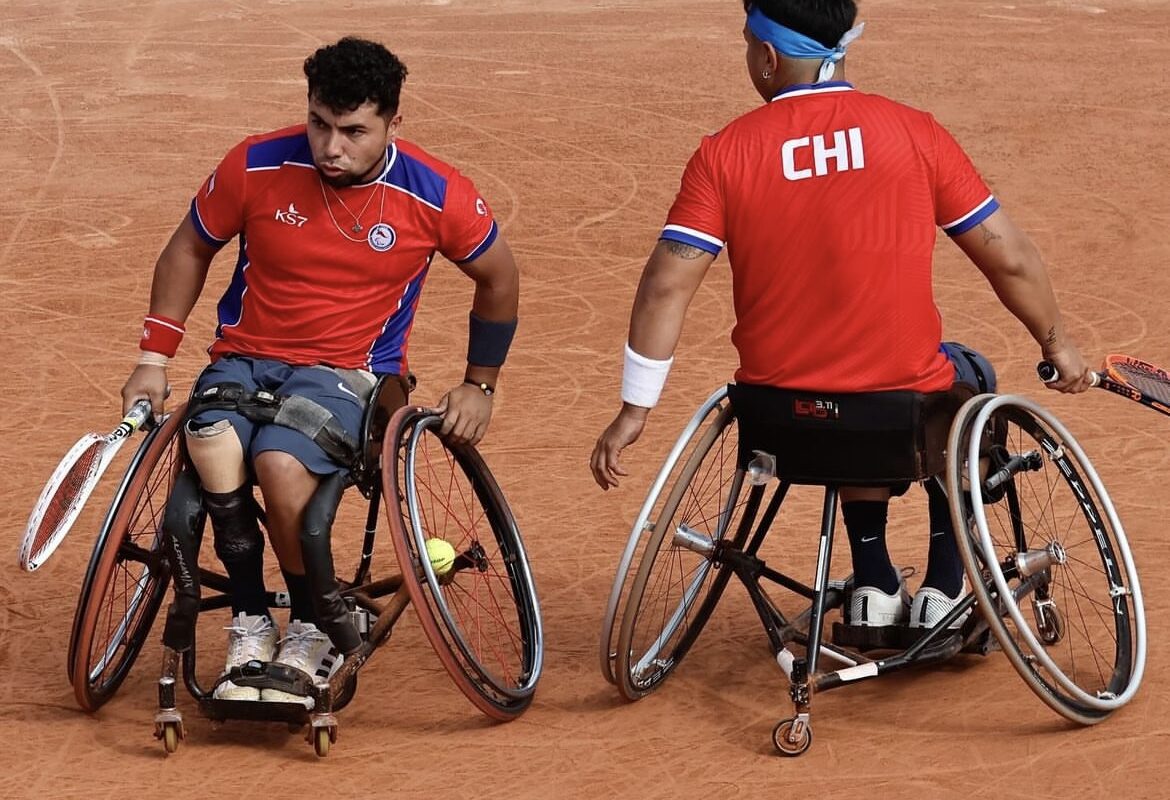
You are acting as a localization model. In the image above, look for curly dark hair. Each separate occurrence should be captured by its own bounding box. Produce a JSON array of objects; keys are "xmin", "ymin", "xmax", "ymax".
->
[
  {"xmin": 303, "ymin": 37, "xmax": 408, "ymax": 116},
  {"xmin": 743, "ymin": 1, "xmax": 857, "ymax": 49}
]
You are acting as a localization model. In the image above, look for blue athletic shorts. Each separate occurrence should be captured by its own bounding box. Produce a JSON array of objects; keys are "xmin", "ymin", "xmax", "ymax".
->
[{"xmin": 189, "ymin": 356, "xmax": 370, "ymax": 476}]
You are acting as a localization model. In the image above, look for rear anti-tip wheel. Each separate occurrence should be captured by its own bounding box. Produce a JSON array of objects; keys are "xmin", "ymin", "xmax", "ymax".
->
[{"xmin": 772, "ymin": 718, "xmax": 812, "ymax": 757}]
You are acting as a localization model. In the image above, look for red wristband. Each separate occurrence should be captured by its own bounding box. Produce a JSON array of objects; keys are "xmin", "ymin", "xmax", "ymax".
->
[{"xmin": 139, "ymin": 314, "xmax": 186, "ymax": 357}]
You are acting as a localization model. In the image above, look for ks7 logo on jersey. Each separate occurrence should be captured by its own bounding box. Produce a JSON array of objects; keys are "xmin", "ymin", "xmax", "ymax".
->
[{"xmin": 274, "ymin": 202, "xmax": 309, "ymax": 227}]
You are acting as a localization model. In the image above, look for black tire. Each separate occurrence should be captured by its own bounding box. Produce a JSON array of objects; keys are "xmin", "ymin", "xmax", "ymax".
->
[
  {"xmin": 947, "ymin": 394, "xmax": 1145, "ymax": 724},
  {"xmin": 615, "ymin": 405, "xmax": 754, "ymax": 700},
  {"xmin": 68, "ymin": 407, "xmax": 183, "ymax": 711},
  {"xmin": 384, "ymin": 406, "xmax": 543, "ymax": 720}
]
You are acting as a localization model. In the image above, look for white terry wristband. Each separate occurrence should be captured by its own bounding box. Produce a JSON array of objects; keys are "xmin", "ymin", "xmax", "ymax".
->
[{"xmin": 621, "ymin": 343, "xmax": 674, "ymax": 408}]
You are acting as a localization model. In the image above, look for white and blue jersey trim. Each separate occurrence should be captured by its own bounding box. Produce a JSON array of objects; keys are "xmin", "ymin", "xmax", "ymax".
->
[
  {"xmin": 660, "ymin": 224, "xmax": 724, "ymax": 255},
  {"xmin": 190, "ymin": 198, "xmax": 230, "ymax": 249},
  {"xmin": 771, "ymin": 81, "xmax": 854, "ymax": 102},
  {"xmin": 941, "ymin": 195, "xmax": 1000, "ymax": 236},
  {"xmin": 456, "ymin": 220, "xmax": 499, "ymax": 263}
]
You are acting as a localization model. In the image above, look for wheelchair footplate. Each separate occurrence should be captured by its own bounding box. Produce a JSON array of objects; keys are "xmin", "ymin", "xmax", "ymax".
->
[
  {"xmin": 198, "ymin": 661, "xmax": 356, "ymax": 725},
  {"xmin": 830, "ymin": 620, "xmax": 998, "ymax": 656},
  {"xmin": 831, "ymin": 621, "xmax": 925, "ymax": 652}
]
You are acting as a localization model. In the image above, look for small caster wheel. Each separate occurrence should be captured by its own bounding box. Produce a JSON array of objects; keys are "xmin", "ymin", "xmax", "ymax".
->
[
  {"xmin": 312, "ymin": 726, "xmax": 336, "ymax": 757},
  {"xmin": 1034, "ymin": 603, "xmax": 1064, "ymax": 646},
  {"xmin": 162, "ymin": 722, "xmax": 181, "ymax": 754},
  {"xmin": 772, "ymin": 718, "xmax": 812, "ymax": 757}
]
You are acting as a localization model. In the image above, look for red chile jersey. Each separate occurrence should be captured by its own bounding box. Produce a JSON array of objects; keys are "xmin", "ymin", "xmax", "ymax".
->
[
  {"xmin": 662, "ymin": 82, "xmax": 999, "ymax": 393},
  {"xmin": 189, "ymin": 125, "xmax": 498, "ymax": 375}
]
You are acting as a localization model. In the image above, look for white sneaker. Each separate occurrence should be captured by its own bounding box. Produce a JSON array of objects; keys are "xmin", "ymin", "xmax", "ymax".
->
[
  {"xmin": 910, "ymin": 586, "xmax": 970, "ymax": 629},
  {"xmin": 850, "ymin": 581, "xmax": 911, "ymax": 626},
  {"xmin": 213, "ymin": 613, "xmax": 278, "ymax": 701},
  {"xmin": 261, "ymin": 620, "xmax": 343, "ymax": 709}
]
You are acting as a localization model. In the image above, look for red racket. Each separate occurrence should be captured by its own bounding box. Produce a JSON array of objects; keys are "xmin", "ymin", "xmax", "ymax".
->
[{"xmin": 1037, "ymin": 355, "xmax": 1170, "ymax": 417}]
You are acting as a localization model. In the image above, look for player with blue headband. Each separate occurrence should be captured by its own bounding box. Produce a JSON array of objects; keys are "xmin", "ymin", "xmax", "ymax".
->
[
  {"xmin": 593, "ymin": 0, "xmax": 1093, "ymax": 633},
  {"xmin": 745, "ymin": 3, "xmax": 864, "ymax": 82}
]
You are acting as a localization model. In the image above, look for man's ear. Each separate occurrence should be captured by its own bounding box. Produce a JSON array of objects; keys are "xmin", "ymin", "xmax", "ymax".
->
[{"xmin": 386, "ymin": 113, "xmax": 403, "ymax": 143}]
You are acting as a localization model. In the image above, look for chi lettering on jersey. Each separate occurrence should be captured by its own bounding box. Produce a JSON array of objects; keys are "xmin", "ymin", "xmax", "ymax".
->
[
  {"xmin": 781, "ymin": 127, "xmax": 865, "ymax": 181},
  {"xmin": 274, "ymin": 202, "xmax": 309, "ymax": 227}
]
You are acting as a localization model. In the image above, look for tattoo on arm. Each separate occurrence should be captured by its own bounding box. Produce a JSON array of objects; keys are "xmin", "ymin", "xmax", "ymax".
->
[
  {"xmin": 979, "ymin": 222, "xmax": 1001, "ymax": 246},
  {"xmin": 1044, "ymin": 326, "xmax": 1058, "ymax": 348},
  {"xmin": 664, "ymin": 241, "xmax": 707, "ymax": 260}
]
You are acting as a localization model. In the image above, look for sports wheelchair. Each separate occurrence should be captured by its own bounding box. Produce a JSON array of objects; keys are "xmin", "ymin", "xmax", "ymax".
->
[
  {"xmin": 599, "ymin": 383, "xmax": 1145, "ymax": 755},
  {"xmin": 67, "ymin": 375, "xmax": 543, "ymax": 757}
]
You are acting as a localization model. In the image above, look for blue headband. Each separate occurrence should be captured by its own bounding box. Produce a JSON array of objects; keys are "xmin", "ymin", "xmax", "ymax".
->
[{"xmin": 746, "ymin": 6, "xmax": 865, "ymax": 82}]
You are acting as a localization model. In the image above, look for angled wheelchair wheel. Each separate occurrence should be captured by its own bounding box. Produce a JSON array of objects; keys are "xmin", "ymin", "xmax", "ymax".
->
[
  {"xmin": 68, "ymin": 406, "xmax": 184, "ymax": 711},
  {"xmin": 946, "ymin": 394, "xmax": 1145, "ymax": 724},
  {"xmin": 384, "ymin": 406, "xmax": 543, "ymax": 721},
  {"xmin": 599, "ymin": 386, "xmax": 733, "ymax": 685},
  {"xmin": 614, "ymin": 397, "xmax": 755, "ymax": 701}
]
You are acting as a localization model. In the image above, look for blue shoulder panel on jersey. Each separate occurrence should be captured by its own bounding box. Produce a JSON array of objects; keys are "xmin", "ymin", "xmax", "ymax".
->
[
  {"xmin": 386, "ymin": 152, "xmax": 448, "ymax": 211},
  {"xmin": 189, "ymin": 198, "xmax": 229, "ymax": 248},
  {"xmin": 246, "ymin": 133, "xmax": 314, "ymax": 171},
  {"xmin": 458, "ymin": 221, "xmax": 499, "ymax": 264}
]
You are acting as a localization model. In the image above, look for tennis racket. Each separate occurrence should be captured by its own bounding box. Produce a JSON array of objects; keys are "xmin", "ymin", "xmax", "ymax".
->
[
  {"xmin": 19, "ymin": 400, "xmax": 154, "ymax": 572},
  {"xmin": 1037, "ymin": 354, "xmax": 1170, "ymax": 417}
]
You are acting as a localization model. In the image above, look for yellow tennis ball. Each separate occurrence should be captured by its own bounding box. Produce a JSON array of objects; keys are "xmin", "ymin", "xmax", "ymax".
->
[{"xmin": 424, "ymin": 537, "xmax": 457, "ymax": 576}]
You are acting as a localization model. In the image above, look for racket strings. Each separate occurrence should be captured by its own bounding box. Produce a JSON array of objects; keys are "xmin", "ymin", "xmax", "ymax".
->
[
  {"xmin": 1112, "ymin": 362, "xmax": 1170, "ymax": 405},
  {"xmin": 32, "ymin": 442, "xmax": 104, "ymax": 555}
]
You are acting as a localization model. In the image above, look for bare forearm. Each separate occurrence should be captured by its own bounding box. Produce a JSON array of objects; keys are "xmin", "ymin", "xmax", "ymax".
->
[
  {"xmin": 982, "ymin": 257, "xmax": 1065, "ymax": 352},
  {"xmin": 955, "ymin": 215, "xmax": 1067, "ymax": 353}
]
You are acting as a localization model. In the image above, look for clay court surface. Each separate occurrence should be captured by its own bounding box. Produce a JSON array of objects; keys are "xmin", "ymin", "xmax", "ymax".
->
[{"xmin": 2, "ymin": 0, "xmax": 1169, "ymax": 796}]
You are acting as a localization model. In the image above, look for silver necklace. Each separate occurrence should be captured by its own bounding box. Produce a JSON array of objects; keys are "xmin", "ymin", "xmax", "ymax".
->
[
  {"xmin": 318, "ymin": 157, "xmax": 390, "ymax": 241},
  {"xmin": 324, "ymin": 180, "xmax": 379, "ymax": 233}
]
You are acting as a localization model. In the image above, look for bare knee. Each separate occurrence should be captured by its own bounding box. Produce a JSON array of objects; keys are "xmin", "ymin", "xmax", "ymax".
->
[
  {"xmin": 184, "ymin": 419, "xmax": 246, "ymax": 492},
  {"xmin": 254, "ymin": 451, "xmax": 319, "ymax": 516}
]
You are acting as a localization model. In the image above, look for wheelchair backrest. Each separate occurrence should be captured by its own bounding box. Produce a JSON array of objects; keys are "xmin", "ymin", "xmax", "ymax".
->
[{"xmin": 727, "ymin": 382, "xmax": 975, "ymax": 486}]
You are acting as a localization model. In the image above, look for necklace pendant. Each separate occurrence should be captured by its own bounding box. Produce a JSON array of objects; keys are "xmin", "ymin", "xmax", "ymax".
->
[{"xmin": 352, "ymin": 222, "xmax": 363, "ymax": 234}]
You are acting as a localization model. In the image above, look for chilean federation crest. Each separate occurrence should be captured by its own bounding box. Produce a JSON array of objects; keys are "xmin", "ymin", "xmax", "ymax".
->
[{"xmin": 367, "ymin": 223, "xmax": 396, "ymax": 252}]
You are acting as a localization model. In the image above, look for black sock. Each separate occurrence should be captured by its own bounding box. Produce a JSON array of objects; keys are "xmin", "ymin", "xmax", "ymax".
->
[
  {"xmin": 281, "ymin": 570, "xmax": 317, "ymax": 626},
  {"xmin": 842, "ymin": 500, "xmax": 899, "ymax": 594},
  {"xmin": 922, "ymin": 480, "xmax": 964, "ymax": 598},
  {"xmin": 204, "ymin": 486, "xmax": 270, "ymax": 619}
]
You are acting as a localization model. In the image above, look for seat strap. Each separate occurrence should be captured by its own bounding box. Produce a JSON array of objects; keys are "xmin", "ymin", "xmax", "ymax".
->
[{"xmin": 186, "ymin": 383, "xmax": 361, "ymax": 471}]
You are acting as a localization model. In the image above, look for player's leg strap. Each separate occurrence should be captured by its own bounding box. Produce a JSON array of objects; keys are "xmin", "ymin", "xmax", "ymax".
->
[{"xmin": 186, "ymin": 382, "xmax": 361, "ymax": 471}]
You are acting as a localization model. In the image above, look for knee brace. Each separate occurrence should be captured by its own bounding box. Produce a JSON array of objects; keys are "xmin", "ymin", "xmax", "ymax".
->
[{"xmin": 203, "ymin": 484, "xmax": 262, "ymax": 565}]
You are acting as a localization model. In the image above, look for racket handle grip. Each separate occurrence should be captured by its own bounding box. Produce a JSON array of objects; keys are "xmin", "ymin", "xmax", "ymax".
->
[
  {"xmin": 1036, "ymin": 361, "xmax": 1102, "ymax": 387},
  {"xmin": 114, "ymin": 400, "xmax": 153, "ymax": 439}
]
